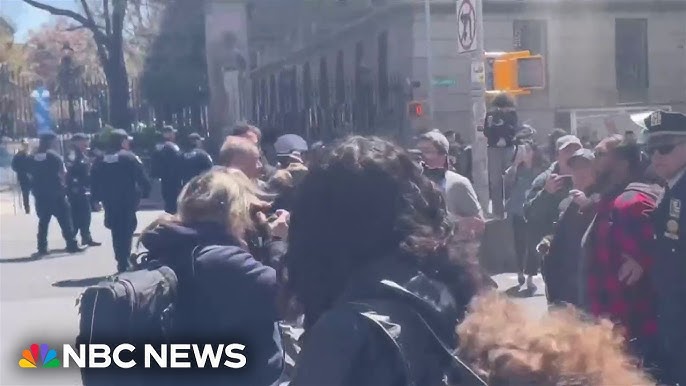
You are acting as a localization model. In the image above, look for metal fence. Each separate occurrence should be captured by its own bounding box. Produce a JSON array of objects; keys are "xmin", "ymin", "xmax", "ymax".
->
[{"xmin": 0, "ymin": 64, "xmax": 209, "ymax": 138}]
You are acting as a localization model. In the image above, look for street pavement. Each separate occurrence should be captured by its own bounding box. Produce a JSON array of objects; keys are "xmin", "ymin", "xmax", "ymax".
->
[{"xmin": 0, "ymin": 199, "xmax": 546, "ymax": 386}]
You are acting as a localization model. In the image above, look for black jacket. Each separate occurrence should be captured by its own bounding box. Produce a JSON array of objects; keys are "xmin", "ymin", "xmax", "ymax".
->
[
  {"xmin": 90, "ymin": 150, "xmax": 151, "ymax": 212},
  {"xmin": 151, "ymin": 141, "xmax": 183, "ymax": 185},
  {"xmin": 140, "ymin": 222, "xmax": 284, "ymax": 386},
  {"xmin": 65, "ymin": 149, "xmax": 91, "ymax": 196},
  {"xmin": 484, "ymin": 109, "xmax": 518, "ymax": 147},
  {"xmin": 181, "ymin": 148, "xmax": 214, "ymax": 184},
  {"xmin": 11, "ymin": 150, "xmax": 32, "ymax": 186},
  {"xmin": 291, "ymin": 257, "xmax": 478, "ymax": 386},
  {"xmin": 28, "ymin": 149, "xmax": 66, "ymax": 198},
  {"xmin": 542, "ymin": 200, "xmax": 596, "ymax": 307}
]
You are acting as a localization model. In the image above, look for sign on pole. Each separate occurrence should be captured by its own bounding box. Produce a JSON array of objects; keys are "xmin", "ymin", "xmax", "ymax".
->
[
  {"xmin": 31, "ymin": 86, "xmax": 53, "ymax": 135},
  {"xmin": 457, "ymin": 0, "xmax": 477, "ymax": 54}
]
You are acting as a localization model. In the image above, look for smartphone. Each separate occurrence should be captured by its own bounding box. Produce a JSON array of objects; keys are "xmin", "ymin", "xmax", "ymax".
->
[{"xmin": 557, "ymin": 175, "xmax": 573, "ymax": 183}]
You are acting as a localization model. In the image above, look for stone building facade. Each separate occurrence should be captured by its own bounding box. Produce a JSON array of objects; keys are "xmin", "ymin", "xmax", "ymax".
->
[{"xmin": 205, "ymin": 0, "xmax": 686, "ymax": 143}]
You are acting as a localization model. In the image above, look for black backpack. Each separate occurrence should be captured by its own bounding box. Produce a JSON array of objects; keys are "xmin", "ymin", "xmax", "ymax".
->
[
  {"xmin": 347, "ymin": 299, "xmax": 487, "ymax": 386},
  {"xmin": 76, "ymin": 251, "xmax": 193, "ymax": 386}
]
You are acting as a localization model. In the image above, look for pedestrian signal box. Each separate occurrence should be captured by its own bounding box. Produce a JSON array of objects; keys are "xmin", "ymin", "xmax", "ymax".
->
[
  {"xmin": 408, "ymin": 101, "xmax": 425, "ymax": 118},
  {"xmin": 485, "ymin": 51, "xmax": 545, "ymax": 94}
]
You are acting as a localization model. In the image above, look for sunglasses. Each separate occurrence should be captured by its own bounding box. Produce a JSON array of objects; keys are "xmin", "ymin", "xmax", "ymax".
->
[{"xmin": 647, "ymin": 141, "xmax": 686, "ymax": 155}]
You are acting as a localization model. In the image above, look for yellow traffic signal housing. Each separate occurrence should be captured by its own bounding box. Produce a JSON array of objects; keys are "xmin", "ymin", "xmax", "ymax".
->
[{"xmin": 485, "ymin": 51, "xmax": 545, "ymax": 94}]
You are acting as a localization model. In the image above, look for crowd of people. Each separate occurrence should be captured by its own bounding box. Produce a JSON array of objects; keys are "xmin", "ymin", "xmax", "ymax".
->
[{"xmin": 8, "ymin": 95, "xmax": 686, "ymax": 385}]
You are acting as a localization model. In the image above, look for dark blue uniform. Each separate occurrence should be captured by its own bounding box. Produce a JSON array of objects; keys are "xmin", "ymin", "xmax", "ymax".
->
[
  {"xmin": 644, "ymin": 110, "xmax": 686, "ymax": 385},
  {"xmin": 652, "ymin": 172, "xmax": 686, "ymax": 384},
  {"xmin": 66, "ymin": 149, "xmax": 95, "ymax": 244},
  {"xmin": 29, "ymin": 149, "xmax": 79, "ymax": 253},
  {"xmin": 91, "ymin": 149, "xmax": 151, "ymax": 272},
  {"xmin": 151, "ymin": 141, "xmax": 183, "ymax": 214},
  {"xmin": 181, "ymin": 148, "xmax": 213, "ymax": 185},
  {"xmin": 11, "ymin": 149, "xmax": 32, "ymax": 213}
]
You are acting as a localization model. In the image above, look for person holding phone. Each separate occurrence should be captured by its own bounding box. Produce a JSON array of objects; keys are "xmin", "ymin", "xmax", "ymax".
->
[
  {"xmin": 504, "ymin": 142, "xmax": 548, "ymax": 288},
  {"xmin": 523, "ymin": 134, "xmax": 582, "ymax": 289}
]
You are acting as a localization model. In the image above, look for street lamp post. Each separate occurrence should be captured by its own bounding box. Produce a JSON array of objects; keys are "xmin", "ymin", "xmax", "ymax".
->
[{"xmin": 424, "ymin": 0, "xmax": 435, "ymax": 121}]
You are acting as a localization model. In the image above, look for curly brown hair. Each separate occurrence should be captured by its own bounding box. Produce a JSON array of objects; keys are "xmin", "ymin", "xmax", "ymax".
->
[
  {"xmin": 457, "ymin": 293, "xmax": 655, "ymax": 386},
  {"xmin": 285, "ymin": 136, "xmax": 483, "ymax": 328}
]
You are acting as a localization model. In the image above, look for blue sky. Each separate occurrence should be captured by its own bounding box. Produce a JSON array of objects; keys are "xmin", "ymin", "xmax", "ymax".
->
[{"xmin": 1, "ymin": 0, "xmax": 78, "ymax": 43}]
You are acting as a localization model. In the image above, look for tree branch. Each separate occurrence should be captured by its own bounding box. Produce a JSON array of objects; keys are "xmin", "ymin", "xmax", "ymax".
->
[
  {"xmin": 103, "ymin": 0, "xmax": 112, "ymax": 36},
  {"xmin": 23, "ymin": 0, "xmax": 109, "ymax": 43}
]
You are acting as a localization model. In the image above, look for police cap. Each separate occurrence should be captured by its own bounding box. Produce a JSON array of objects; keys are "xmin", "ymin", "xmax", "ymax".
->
[
  {"xmin": 644, "ymin": 110, "xmax": 686, "ymax": 146},
  {"xmin": 39, "ymin": 132, "xmax": 57, "ymax": 140},
  {"xmin": 188, "ymin": 132, "xmax": 203, "ymax": 141},
  {"xmin": 71, "ymin": 132, "xmax": 88, "ymax": 141}
]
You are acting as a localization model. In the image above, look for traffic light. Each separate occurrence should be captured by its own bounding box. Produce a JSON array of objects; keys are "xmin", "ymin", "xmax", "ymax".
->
[
  {"xmin": 408, "ymin": 101, "xmax": 425, "ymax": 118},
  {"xmin": 485, "ymin": 51, "xmax": 545, "ymax": 94}
]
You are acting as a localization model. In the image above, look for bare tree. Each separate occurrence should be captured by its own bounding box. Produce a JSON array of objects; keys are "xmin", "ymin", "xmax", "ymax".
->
[{"xmin": 22, "ymin": 0, "xmax": 141, "ymax": 129}]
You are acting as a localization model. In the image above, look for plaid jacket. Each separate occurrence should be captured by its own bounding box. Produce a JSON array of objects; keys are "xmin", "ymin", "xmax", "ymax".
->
[{"xmin": 586, "ymin": 183, "xmax": 661, "ymax": 339}]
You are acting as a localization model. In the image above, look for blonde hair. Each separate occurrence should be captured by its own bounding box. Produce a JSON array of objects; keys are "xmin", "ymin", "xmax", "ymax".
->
[
  {"xmin": 218, "ymin": 135, "xmax": 259, "ymax": 167},
  {"xmin": 176, "ymin": 167, "xmax": 266, "ymax": 244},
  {"xmin": 457, "ymin": 292, "xmax": 654, "ymax": 386}
]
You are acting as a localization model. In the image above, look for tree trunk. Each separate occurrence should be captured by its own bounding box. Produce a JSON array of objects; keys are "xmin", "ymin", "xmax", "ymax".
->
[{"xmin": 104, "ymin": 59, "xmax": 130, "ymax": 130}]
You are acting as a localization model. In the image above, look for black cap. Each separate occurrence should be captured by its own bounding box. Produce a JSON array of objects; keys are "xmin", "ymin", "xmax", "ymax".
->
[
  {"xmin": 39, "ymin": 132, "xmax": 56, "ymax": 140},
  {"xmin": 188, "ymin": 133, "xmax": 203, "ymax": 141},
  {"xmin": 162, "ymin": 125, "xmax": 177, "ymax": 133},
  {"xmin": 645, "ymin": 111, "xmax": 686, "ymax": 138},
  {"xmin": 72, "ymin": 132, "xmax": 88, "ymax": 141}
]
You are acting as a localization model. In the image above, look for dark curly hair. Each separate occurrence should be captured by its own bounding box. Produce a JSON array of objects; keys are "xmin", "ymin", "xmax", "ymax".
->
[{"xmin": 285, "ymin": 136, "xmax": 483, "ymax": 329}]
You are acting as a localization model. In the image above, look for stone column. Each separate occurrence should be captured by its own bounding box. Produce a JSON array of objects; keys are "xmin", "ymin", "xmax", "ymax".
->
[{"xmin": 204, "ymin": 0, "xmax": 250, "ymax": 151}]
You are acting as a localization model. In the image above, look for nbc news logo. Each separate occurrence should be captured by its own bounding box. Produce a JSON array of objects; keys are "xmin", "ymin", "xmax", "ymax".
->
[{"xmin": 19, "ymin": 343, "xmax": 247, "ymax": 369}]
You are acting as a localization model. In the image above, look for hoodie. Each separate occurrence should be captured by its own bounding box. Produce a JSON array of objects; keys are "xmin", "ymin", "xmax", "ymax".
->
[{"xmin": 139, "ymin": 222, "xmax": 283, "ymax": 386}]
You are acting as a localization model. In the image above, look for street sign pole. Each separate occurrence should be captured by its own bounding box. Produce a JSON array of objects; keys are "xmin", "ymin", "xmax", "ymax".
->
[
  {"xmin": 461, "ymin": 0, "xmax": 489, "ymax": 211},
  {"xmin": 424, "ymin": 0, "xmax": 435, "ymax": 121}
]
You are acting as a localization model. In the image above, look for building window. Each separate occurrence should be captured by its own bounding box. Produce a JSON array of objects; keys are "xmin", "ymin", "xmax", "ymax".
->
[
  {"xmin": 615, "ymin": 18, "xmax": 648, "ymax": 102},
  {"xmin": 319, "ymin": 57, "xmax": 329, "ymax": 107},
  {"xmin": 336, "ymin": 50, "xmax": 345, "ymax": 103},
  {"xmin": 378, "ymin": 31, "xmax": 389, "ymax": 106}
]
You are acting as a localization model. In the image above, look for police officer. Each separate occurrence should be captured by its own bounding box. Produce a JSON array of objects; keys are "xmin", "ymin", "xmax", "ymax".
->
[
  {"xmin": 91, "ymin": 129, "xmax": 151, "ymax": 272},
  {"xmin": 66, "ymin": 133, "xmax": 101, "ymax": 247},
  {"xmin": 151, "ymin": 125, "xmax": 182, "ymax": 214},
  {"xmin": 29, "ymin": 132, "xmax": 84, "ymax": 255},
  {"xmin": 11, "ymin": 139, "xmax": 32, "ymax": 214},
  {"xmin": 181, "ymin": 132, "xmax": 213, "ymax": 185},
  {"xmin": 645, "ymin": 110, "xmax": 686, "ymax": 385}
]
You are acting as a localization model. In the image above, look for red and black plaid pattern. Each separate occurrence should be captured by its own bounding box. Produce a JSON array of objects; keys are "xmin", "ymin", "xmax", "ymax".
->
[{"xmin": 587, "ymin": 188, "xmax": 658, "ymax": 339}]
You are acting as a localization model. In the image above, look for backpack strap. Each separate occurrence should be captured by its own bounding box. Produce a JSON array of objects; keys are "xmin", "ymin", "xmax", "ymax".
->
[{"xmin": 348, "ymin": 299, "xmax": 487, "ymax": 386}]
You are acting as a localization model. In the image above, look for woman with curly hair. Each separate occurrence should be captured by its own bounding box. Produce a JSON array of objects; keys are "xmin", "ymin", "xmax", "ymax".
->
[
  {"xmin": 285, "ymin": 136, "xmax": 485, "ymax": 385},
  {"xmin": 457, "ymin": 293, "xmax": 655, "ymax": 386}
]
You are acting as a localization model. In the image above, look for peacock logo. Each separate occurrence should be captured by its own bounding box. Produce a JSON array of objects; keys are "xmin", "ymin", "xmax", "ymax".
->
[{"xmin": 19, "ymin": 343, "xmax": 61, "ymax": 368}]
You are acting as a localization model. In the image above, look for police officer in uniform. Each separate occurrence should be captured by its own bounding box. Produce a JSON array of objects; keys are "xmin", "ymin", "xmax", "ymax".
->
[
  {"xmin": 91, "ymin": 129, "xmax": 151, "ymax": 272},
  {"xmin": 181, "ymin": 132, "xmax": 213, "ymax": 185},
  {"xmin": 66, "ymin": 133, "xmax": 101, "ymax": 247},
  {"xmin": 11, "ymin": 139, "xmax": 32, "ymax": 214},
  {"xmin": 29, "ymin": 132, "xmax": 84, "ymax": 255},
  {"xmin": 645, "ymin": 110, "xmax": 686, "ymax": 385},
  {"xmin": 151, "ymin": 125, "xmax": 182, "ymax": 214}
]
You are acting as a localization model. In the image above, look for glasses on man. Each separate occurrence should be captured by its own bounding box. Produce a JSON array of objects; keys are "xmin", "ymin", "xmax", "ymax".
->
[{"xmin": 647, "ymin": 141, "xmax": 686, "ymax": 156}]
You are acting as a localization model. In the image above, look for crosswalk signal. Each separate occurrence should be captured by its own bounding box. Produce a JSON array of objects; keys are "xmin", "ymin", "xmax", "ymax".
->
[
  {"xmin": 485, "ymin": 51, "xmax": 546, "ymax": 94},
  {"xmin": 408, "ymin": 101, "xmax": 425, "ymax": 118}
]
